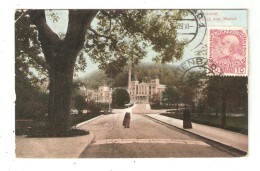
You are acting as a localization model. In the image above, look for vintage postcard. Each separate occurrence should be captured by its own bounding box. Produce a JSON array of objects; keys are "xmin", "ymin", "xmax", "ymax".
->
[{"xmin": 14, "ymin": 9, "xmax": 248, "ymax": 160}]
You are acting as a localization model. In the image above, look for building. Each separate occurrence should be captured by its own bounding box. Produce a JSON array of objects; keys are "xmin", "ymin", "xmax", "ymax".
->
[
  {"xmin": 128, "ymin": 74, "xmax": 166, "ymax": 104},
  {"xmin": 86, "ymin": 85, "xmax": 112, "ymax": 104},
  {"xmin": 85, "ymin": 65, "xmax": 166, "ymax": 104}
]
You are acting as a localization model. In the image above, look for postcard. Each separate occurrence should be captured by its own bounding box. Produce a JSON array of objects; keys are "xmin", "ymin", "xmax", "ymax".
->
[{"xmin": 14, "ymin": 9, "xmax": 248, "ymax": 159}]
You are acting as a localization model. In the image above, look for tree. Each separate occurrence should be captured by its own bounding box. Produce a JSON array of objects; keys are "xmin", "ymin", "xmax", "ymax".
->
[
  {"xmin": 178, "ymin": 86, "xmax": 194, "ymax": 105},
  {"xmin": 16, "ymin": 9, "xmax": 186, "ymax": 132},
  {"xmin": 112, "ymin": 88, "xmax": 130, "ymax": 108},
  {"xmin": 73, "ymin": 95, "xmax": 86, "ymax": 114},
  {"xmin": 16, "ymin": 10, "xmax": 97, "ymax": 131},
  {"xmin": 204, "ymin": 76, "xmax": 248, "ymax": 128},
  {"xmin": 150, "ymin": 93, "xmax": 161, "ymax": 105},
  {"xmin": 162, "ymin": 86, "xmax": 179, "ymax": 106},
  {"xmin": 82, "ymin": 63, "xmax": 180, "ymax": 88},
  {"xmin": 72, "ymin": 79, "xmax": 87, "ymax": 115},
  {"xmin": 15, "ymin": 68, "xmax": 48, "ymax": 119}
]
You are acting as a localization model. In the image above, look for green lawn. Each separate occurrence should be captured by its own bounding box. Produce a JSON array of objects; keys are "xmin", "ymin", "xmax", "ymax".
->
[
  {"xmin": 160, "ymin": 113, "xmax": 248, "ymax": 135},
  {"xmin": 15, "ymin": 113, "xmax": 102, "ymax": 135}
]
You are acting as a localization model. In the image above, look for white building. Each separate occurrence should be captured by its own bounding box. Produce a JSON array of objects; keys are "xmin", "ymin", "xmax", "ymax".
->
[
  {"xmin": 128, "ymin": 75, "xmax": 166, "ymax": 103},
  {"xmin": 86, "ymin": 85, "xmax": 112, "ymax": 103},
  {"xmin": 85, "ymin": 65, "xmax": 166, "ymax": 104}
]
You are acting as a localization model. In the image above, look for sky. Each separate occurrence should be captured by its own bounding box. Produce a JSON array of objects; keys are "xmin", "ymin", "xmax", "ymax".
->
[{"xmin": 46, "ymin": 9, "xmax": 247, "ymax": 77}]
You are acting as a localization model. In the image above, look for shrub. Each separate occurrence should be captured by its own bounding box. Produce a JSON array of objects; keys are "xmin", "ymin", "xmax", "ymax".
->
[
  {"xmin": 112, "ymin": 88, "xmax": 130, "ymax": 108},
  {"xmin": 87, "ymin": 100, "xmax": 102, "ymax": 114},
  {"xmin": 74, "ymin": 95, "xmax": 86, "ymax": 114}
]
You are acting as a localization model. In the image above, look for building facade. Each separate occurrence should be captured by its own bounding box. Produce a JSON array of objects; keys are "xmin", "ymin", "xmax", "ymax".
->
[
  {"xmin": 86, "ymin": 85, "xmax": 112, "ymax": 103},
  {"xmin": 128, "ymin": 75, "xmax": 166, "ymax": 103},
  {"xmin": 85, "ymin": 65, "xmax": 166, "ymax": 104}
]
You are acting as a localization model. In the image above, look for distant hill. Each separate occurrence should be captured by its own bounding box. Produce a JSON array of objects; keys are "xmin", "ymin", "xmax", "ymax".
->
[
  {"xmin": 78, "ymin": 62, "xmax": 179, "ymax": 89},
  {"xmin": 78, "ymin": 70, "xmax": 110, "ymax": 89}
]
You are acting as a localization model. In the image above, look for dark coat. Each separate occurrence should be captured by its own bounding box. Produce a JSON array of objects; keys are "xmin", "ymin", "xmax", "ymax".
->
[
  {"xmin": 123, "ymin": 112, "xmax": 131, "ymax": 128},
  {"xmin": 183, "ymin": 108, "xmax": 191, "ymax": 121},
  {"xmin": 183, "ymin": 107, "xmax": 192, "ymax": 129}
]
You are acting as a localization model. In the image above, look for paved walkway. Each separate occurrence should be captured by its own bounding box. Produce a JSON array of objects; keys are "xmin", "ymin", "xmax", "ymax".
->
[
  {"xmin": 132, "ymin": 103, "xmax": 167, "ymax": 114},
  {"xmin": 16, "ymin": 132, "xmax": 94, "ymax": 158},
  {"xmin": 145, "ymin": 114, "xmax": 248, "ymax": 154},
  {"xmin": 15, "ymin": 115, "xmax": 104, "ymax": 158},
  {"xmin": 15, "ymin": 110, "xmax": 248, "ymax": 158}
]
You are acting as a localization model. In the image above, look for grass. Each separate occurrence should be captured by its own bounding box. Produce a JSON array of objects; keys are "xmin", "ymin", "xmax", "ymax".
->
[
  {"xmin": 15, "ymin": 113, "xmax": 102, "ymax": 136},
  {"xmin": 160, "ymin": 113, "xmax": 248, "ymax": 135}
]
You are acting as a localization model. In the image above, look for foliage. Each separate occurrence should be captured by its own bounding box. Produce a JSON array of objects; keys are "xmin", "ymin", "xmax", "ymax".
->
[
  {"xmin": 178, "ymin": 86, "xmax": 195, "ymax": 105},
  {"xmin": 86, "ymin": 100, "xmax": 102, "ymax": 114},
  {"xmin": 15, "ymin": 10, "xmax": 48, "ymax": 119},
  {"xmin": 204, "ymin": 77, "xmax": 248, "ymax": 115},
  {"xmin": 85, "ymin": 10, "xmax": 185, "ymax": 77},
  {"xmin": 81, "ymin": 70, "xmax": 111, "ymax": 89},
  {"xmin": 15, "ymin": 9, "xmax": 190, "ymax": 132},
  {"xmin": 27, "ymin": 127, "xmax": 89, "ymax": 137},
  {"xmin": 85, "ymin": 101, "xmax": 109, "ymax": 114},
  {"xmin": 162, "ymin": 86, "xmax": 179, "ymax": 106},
  {"xmin": 15, "ymin": 68, "xmax": 48, "ymax": 119},
  {"xmin": 112, "ymin": 88, "xmax": 130, "ymax": 108},
  {"xmin": 71, "ymin": 81, "xmax": 87, "ymax": 114},
  {"xmin": 196, "ymin": 76, "xmax": 248, "ymax": 128},
  {"xmin": 161, "ymin": 113, "xmax": 248, "ymax": 135},
  {"xmin": 15, "ymin": 10, "xmax": 48, "ymax": 83},
  {"xmin": 73, "ymin": 95, "xmax": 86, "ymax": 114},
  {"xmin": 195, "ymin": 99, "xmax": 207, "ymax": 114},
  {"xmin": 150, "ymin": 93, "xmax": 161, "ymax": 105},
  {"xmin": 81, "ymin": 63, "xmax": 179, "ymax": 89},
  {"xmin": 131, "ymin": 63, "xmax": 179, "ymax": 86}
]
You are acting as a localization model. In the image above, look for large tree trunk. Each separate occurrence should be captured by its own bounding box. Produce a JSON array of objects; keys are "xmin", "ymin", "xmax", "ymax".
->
[
  {"xmin": 48, "ymin": 59, "xmax": 75, "ymax": 131},
  {"xmin": 29, "ymin": 10, "xmax": 98, "ymax": 132}
]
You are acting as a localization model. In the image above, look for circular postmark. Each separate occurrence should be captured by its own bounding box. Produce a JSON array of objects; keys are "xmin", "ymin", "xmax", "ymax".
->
[
  {"xmin": 177, "ymin": 57, "xmax": 223, "ymax": 85},
  {"xmin": 173, "ymin": 10, "xmax": 207, "ymax": 50}
]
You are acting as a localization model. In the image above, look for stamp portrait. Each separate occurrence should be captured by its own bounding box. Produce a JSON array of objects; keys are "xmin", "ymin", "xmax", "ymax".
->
[{"xmin": 208, "ymin": 27, "xmax": 248, "ymax": 76}]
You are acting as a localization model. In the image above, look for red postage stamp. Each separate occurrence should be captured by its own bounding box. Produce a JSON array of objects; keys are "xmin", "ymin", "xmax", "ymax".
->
[{"xmin": 208, "ymin": 27, "xmax": 248, "ymax": 76}]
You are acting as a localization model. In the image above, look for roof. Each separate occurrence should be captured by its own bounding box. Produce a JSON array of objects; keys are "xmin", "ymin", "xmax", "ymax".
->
[{"xmin": 151, "ymin": 75, "xmax": 159, "ymax": 79}]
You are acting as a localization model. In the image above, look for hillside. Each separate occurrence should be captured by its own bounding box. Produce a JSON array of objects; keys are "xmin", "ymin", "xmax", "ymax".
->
[{"xmin": 78, "ymin": 62, "xmax": 179, "ymax": 89}]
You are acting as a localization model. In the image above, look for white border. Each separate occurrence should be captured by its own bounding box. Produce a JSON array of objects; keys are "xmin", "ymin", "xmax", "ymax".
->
[{"xmin": 1, "ymin": 1, "xmax": 260, "ymax": 171}]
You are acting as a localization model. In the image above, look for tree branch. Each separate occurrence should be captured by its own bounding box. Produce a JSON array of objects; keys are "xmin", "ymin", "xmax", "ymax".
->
[
  {"xmin": 28, "ymin": 10, "xmax": 62, "ymax": 65},
  {"xmin": 100, "ymin": 10, "xmax": 112, "ymax": 18},
  {"xmin": 28, "ymin": 53, "xmax": 50, "ymax": 71},
  {"xmin": 88, "ymin": 27, "xmax": 116, "ymax": 41},
  {"xmin": 100, "ymin": 10, "xmax": 112, "ymax": 33},
  {"xmin": 15, "ymin": 10, "xmax": 28, "ymax": 23},
  {"xmin": 65, "ymin": 10, "xmax": 98, "ymax": 54},
  {"xmin": 28, "ymin": 10, "xmax": 61, "ymax": 47}
]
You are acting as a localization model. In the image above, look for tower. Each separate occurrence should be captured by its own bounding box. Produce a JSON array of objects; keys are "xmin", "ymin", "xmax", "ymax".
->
[{"xmin": 128, "ymin": 62, "xmax": 131, "ymax": 92}]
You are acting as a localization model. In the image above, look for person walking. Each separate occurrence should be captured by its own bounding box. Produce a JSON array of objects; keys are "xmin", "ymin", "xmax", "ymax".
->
[
  {"xmin": 183, "ymin": 105, "xmax": 192, "ymax": 129},
  {"xmin": 123, "ymin": 104, "xmax": 132, "ymax": 128}
]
